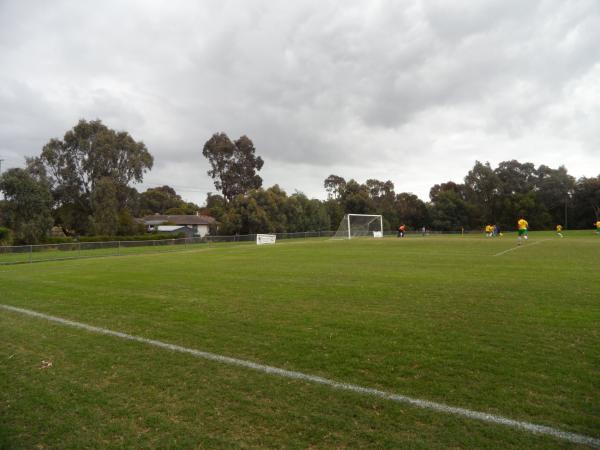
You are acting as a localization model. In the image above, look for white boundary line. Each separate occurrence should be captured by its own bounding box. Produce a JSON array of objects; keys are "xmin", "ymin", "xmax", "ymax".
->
[
  {"xmin": 1, "ymin": 303, "xmax": 598, "ymax": 448},
  {"xmin": 493, "ymin": 239, "xmax": 550, "ymax": 257}
]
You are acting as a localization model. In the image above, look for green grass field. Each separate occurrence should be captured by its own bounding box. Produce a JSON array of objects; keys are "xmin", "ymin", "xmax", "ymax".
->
[{"xmin": 1, "ymin": 232, "xmax": 599, "ymax": 448}]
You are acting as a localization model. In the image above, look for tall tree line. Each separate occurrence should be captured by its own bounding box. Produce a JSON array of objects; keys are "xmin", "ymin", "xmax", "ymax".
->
[
  {"xmin": 0, "ymin": 120, "xmax": 202, "ymax": 243},
  {"xmin": 205, "ymin": 163, "xmax": 599, "ymax": 234},
  {"xmin": 1, "ymin": 119, "xmax": 599, "ymax": 244}
]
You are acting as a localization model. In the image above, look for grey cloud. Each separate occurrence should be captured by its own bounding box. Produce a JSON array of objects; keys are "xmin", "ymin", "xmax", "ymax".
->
[{"xmin": 1, "ymin": 0, "xmax": 599, "ymax": 202}]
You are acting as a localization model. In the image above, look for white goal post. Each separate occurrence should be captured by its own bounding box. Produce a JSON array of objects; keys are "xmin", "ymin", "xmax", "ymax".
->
[
  {"xmin": 332, "ymin": 214, "xmax": 384, "ymax": 239},
  {"xmin": 256, "ymin": 234, "xmax": 277, "ymax": 245}
]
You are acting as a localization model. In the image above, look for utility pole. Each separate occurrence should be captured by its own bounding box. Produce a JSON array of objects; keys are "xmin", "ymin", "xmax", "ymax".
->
[{"xmin": 0, "ymin": 158, "xmax": 4, "ymax": 200}]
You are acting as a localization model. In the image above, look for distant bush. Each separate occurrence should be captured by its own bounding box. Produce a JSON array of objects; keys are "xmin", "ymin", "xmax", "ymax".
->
[
  {"xmin": 41, "ymin": 232, "xmax": 186, "ymax": 244},
  {"xmin": 0, "ymin": 227, "xmax": 13, "ymax": 245},
  {"xmin": 77, "ymin": 232, "xmax": 186, "ymax": 242},
  {"xmin": 42, "ymin": 236, "xmax": 75, "ymax": 244}
]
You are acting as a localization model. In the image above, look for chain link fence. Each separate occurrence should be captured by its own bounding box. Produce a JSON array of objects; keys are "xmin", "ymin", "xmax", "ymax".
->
[
  {"xmin": 0, "ymin": 231, "xmax": 336, "ymax": 265},
  {"xmin": 0, "ymin": 229, "xmax": 479, "ymax": 265}
]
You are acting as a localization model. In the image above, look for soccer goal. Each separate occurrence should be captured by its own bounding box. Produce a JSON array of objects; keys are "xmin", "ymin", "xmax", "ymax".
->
[
  {"xmin": 256, "ymin": 234, "xmax": 277, "ymax": 245},
  {"xmin": 332, "ymin": 214, "xmax": 384, "ymax": 239}
]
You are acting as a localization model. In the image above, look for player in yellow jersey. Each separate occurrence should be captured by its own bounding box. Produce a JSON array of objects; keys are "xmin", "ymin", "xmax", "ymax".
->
[
  {"xmin": 517, "ymin": 217, "xmax": 528, "ymax": 245},
  {"xmin": 485, "ymin": 224, "xmax": 492, "ymax": 237},
  {"xmin": 595, "ymin": 220, "xmax": 600, "ymax": 235},
  {"xmin": 556, "ymin": 224, "xmax": 563, "ymax": 238}
]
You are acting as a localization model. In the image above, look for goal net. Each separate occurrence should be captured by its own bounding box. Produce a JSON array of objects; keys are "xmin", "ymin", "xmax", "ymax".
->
[
  {"xmin": 256, "ymin": 234, "xmax": 276, "ymax": 245},
  {"xmin": 332, "ymin": 214, "xmax": 384, "ymax": 239}
]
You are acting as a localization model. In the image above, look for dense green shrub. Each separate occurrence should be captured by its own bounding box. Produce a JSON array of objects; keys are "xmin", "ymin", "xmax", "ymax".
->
[
  {"xmin": 0, "ymin": 226, "xmax": 13, "ymax": 245},
  {"xmin": 41, "ymin": 232, "xmax": 186, "ymax": 244},
  {"xmin": 77, "ymin": 232, "xmax": 186, "ymax": 242}
]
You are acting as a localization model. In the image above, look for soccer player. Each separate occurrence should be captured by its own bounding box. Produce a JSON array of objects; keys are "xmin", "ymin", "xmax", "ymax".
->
[
  {"xmin": 399, "ymin": 224, "xmax": 406, "ymax": 238},
  {"xmin": 556, "ymin": 224, "xmax": 563, "ymax": 238},
  {"xmin": 596, "ymin": 219, "xmax": 600, "ymax": 235},
  {"xmin": 485, "ymin": 224, "xmax": 492, "ymax": 237},
  {"xmin": 517, "ymin": 217, "xmax": 529, "ymax": 245}
]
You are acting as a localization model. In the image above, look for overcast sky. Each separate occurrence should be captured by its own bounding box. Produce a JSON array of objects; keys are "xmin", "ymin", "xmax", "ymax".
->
[{"xmin": 1, "ymin": 0, "xmax": 599, "ymax": 204}]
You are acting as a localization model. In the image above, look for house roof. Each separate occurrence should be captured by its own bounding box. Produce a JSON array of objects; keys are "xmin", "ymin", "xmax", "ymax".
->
[{"xmin": 140, "ymin": 214, "xmax": 217, "ymax": 225}]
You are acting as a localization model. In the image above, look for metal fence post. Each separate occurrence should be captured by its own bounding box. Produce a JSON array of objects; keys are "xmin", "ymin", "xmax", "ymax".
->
[
  {"xmin": 118, "ymin": 240, "xmax": 121, "ymax": 256},
  {"xmin": 29, "ymin": 245, "xmax": 33, "ymax": 263},
  {"xmin": 78, "ymin": 242, "xmax": 81, "ymax": 259}
]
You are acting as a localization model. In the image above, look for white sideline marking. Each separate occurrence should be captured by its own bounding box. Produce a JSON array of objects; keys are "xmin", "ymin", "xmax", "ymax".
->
[
  {"xmin": 1, "ymin": 304, "xmax": 599, "ymax": 448},
  {"xmin": 493, "ymin": 239, "xmax": 550, "ymax": 257}
]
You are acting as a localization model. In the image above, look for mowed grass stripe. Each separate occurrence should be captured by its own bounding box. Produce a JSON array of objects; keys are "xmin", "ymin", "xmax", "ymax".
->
[
  {"xmin": 3, "ymin": 312, "xmax": 577, "ymax": 449},
  {"xmin": 2, "ymin": 303, "xmax": 599, "ymax": 448},
  {"xmin": 493, "ymin": 239, "xmax": 551, "ymax": 256}
]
